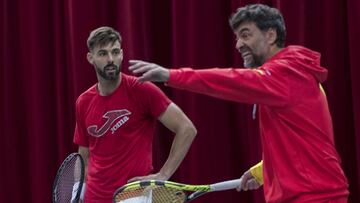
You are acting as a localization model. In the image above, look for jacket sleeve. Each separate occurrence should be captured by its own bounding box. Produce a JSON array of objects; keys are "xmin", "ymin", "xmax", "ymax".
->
[
  {"xmin": 249, "ymin": 160, "xmax": 264, "ymax": 185},
  {"xmin": 167, "ymin": 67, "xmax": 289, "ymax": 107}
]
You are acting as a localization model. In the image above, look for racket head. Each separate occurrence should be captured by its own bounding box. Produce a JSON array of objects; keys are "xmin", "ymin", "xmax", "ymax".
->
[
  {"xmin": 113, "ymin": 180, "xmax": 210, "ymax": 203},
  {"xmin": 52, "ymin": 153, "xmax": 85, "ymax": 203}
]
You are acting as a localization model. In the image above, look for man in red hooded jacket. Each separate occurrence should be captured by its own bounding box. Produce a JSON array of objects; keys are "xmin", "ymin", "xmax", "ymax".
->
[{"xmin": 128, "ymin": 4, "xmax": 349, "ymax": 203}]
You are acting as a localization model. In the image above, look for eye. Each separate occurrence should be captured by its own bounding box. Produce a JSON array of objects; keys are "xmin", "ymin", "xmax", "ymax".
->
[
  {"xmin": 112, "ymin": 49, "xmax": 120, "ymax": 55},
  {"xmin": 240, "ymin": 32, "xmax": 249, "ymax": 40},
  {"xmin": 98, "ymin": 51, "xmax": 106, "ymax": 57}
]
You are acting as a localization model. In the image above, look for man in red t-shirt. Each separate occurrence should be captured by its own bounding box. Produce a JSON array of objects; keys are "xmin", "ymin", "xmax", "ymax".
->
[
  {"xmin": 128, "ymin": 4, "xmax": 349, "ymax": 203},
  {"xmin": 73, "ymin": 26, "xmax": 197, "ymax": 202}
]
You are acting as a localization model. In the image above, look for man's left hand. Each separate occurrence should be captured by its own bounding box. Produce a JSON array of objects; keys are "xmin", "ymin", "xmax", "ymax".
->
[{"xmin": 127, "ymin": 172, "xmax": 168, "ymax": 183}]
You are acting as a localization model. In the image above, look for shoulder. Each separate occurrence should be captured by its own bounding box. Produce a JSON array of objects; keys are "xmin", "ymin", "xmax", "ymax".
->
[
  {"xmin": 121, "ymin": 74, "xmax": 171, "ymax": 116},
  {"xmin": 262, "ymin": 47, "xmax": 304, "ymax": 76},
  {"xmin": 122, "ymin": 73, "xmax": 163, "ymax": 93},
  {"xmin": 76, "ymin": 84, "xmax": 97, "ymax": 106}
]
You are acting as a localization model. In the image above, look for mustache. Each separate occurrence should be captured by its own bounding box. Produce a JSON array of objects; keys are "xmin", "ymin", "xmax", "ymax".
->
[
  {"xmin": 239, "ymin": 45, "xmax": 251, "ymax": 54},
  {"xmin": 104, "ymin": 64, "xmax": 118, "ymax": 69}
]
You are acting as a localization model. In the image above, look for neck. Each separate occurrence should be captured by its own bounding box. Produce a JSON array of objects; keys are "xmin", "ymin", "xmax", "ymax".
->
[
  {"xmin": 266, "ymin": 45, "xmax": 283, "ymax": 61},
  {"xmin": 97, "ymin": 74, "xmax": 122, "ymax": 96}
]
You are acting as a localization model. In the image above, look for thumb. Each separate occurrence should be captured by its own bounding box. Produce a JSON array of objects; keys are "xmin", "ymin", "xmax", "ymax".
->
[
  {"xmin": 236, "ymin": 177, "xmax": 246, "ymax": 191},
  {"xmin": 127, "ymin": 176, "xmax": 143, "ymax": 183}
]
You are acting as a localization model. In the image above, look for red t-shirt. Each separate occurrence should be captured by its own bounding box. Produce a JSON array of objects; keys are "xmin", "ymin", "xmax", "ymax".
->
[{"xmin": 74, "ymin": 74, "xmax": 171, "ymax": 202}]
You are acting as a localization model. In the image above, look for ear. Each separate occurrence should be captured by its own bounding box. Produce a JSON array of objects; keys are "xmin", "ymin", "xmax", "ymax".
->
[
  {"xmin": 266, "ymin": 28, "xmax": 277, "ymax": 45},
  {"xmin": 120, "ymin": 49, "xmax": 124, "ymax": 60},
  {"xmin": 87, "ymin": 52, "xmax": 94, "ymax": 65}
]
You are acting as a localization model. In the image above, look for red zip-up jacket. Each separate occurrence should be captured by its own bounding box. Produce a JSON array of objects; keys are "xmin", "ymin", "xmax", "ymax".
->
[{"xmin": 167, "ymin": 46, "xmax": 349, "ymax": 202}]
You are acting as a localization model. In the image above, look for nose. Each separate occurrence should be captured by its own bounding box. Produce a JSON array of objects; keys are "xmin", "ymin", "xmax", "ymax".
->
[
  {"xmin": 235, "ymin": 38, "xmax": 244, "ymax": 51},
  {"xmin": 107, "ymin": 53, "xmax": 114, "ymax": 63}
]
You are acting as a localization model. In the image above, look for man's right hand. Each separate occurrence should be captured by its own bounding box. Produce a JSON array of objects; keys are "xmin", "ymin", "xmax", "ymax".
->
[
  {"xmin": 71, "ymin": 181, "xmax": 86, "ymax": 202},
  {"xmin": 128, "ymin": 60, "xmax": 170, "ymax": 82},
  {"xmin": 237, "ymin": 170, "xmax": 261, "ymax": 191}
]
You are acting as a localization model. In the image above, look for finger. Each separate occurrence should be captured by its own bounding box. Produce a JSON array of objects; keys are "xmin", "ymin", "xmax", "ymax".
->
[
  {"xmin": 137, "ymin": 76, "xmax": 148, "ymax": 82},
  {"xmin": 251, "ymin": 179, "xmax": 261, "ymax": 189},
  {"xmin": 243, "ymin": 182, "xmax": 248, "ymax": 191},
  {"xmin": 236, "ymin": 177, "xmax": 243, "ymax": 191},
  {"xmin": 239, "ymin": 176, "xmax": 249, "ymax": 191},
  {"xmin": 128, "ymin": 59, "xmax": 152, "ymax": 70},
  {"xmin": 248, "ymin": 179, "xmax": 261, "ymax": 190},
  {"xmin": 127, "ymin": 176, "xmax": 142, "ymax": 183},
  {"xmin": 129, "ymin": 63, "xmax": 155, "ymax": 74},
  {"xmin": 240, "ymin": 175, "xmax": 248, "ymax": 190},
  {"xmin": 236, "ymin": 186, "xmax": 241, "ymax": 192},
  {"xmin": 129, "ymin": 60, "xmax": 148, "ymax": 68},
  {"xmin": 128, "ymin": 62, "xmax": 148, "ymax": 72},
  {"xmin": 132, "ymin": 64, "xmax": 155, "ymax": 75},
  {"xmin": 248, "ymin": 179, "xmax": 257, "ymax": 190},
  {"xmin": 137, "ymin": 71, "xmax": 154, "ymax": 82},
  {"xmin": 129, "ymin": 59, "xmax": 146, "ymax": 65}
]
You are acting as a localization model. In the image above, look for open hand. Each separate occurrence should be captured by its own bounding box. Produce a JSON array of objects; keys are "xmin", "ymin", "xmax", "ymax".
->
[{"xmin": 128, "ymin": 60, "xmax": 170, "ymax": 82}]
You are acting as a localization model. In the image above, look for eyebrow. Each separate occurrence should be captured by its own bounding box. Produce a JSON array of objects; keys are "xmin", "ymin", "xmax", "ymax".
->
[
  {"xmin": 239, "ymin": 27, "xmax": 250, "ymax": 34},
  {"xmin": 97, "ymin": 47, "xmax": 120, "ymax": 53},
  {"xmin": 96, "ymin": 49, "xmax": 107, "ymax": 54}
]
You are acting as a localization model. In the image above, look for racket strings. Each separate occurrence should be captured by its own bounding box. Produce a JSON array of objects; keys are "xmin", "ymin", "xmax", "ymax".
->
[
  {"xmin": 115, "ymin": 186, "xmax": 186, "ymax": 203},
  {"xmin": 54, "ymin": 155, "xmax": 83, "ymax": 202}
]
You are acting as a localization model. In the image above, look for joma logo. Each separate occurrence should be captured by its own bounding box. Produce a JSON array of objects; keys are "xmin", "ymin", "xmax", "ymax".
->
[{"xmin": 87, "ymin": 109, "xmax": 131, "ymax": 137}]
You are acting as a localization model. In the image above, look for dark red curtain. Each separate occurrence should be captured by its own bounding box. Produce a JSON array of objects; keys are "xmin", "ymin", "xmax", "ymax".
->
[{"xmin": 1, "ymin": 0, "xmax": 359, "ymax": 202}]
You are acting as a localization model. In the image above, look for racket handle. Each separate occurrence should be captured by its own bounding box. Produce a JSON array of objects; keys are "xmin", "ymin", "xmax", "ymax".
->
[{"xmin": 210, "ymin": 178, "xmax": 242, "ymax": 191}]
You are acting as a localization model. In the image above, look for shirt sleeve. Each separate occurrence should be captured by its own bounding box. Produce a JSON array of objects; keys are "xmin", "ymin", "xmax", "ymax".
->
[
  {"xmin": 167, "ymin": 67, "xmax": 290, "ymax": 107},
  {"xmin": 73, "ymin": 98, "xmax": 89, "ymax": 147},
  {"xmin": 250, "ymin": 160, "xmax": 264, "ymax": 185},
  {"xmin": 137, "ymin": 82, "xmax": 172, "ymax": 118}
]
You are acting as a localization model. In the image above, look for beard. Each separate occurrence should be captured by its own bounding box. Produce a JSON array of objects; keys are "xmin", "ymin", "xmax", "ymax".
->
[
  {"xmin": 243, "ymin": 54, "xmax": 263, "ymax": 68},
  {"xmin": 95, "ymin": 63, "xmax": 121, "ymax": 81},
  {"xmin": 240, "ymin": 46, "xmax": 264, "ymax": 69}
]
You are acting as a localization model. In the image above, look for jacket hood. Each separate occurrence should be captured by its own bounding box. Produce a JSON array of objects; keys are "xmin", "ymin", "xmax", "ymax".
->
[{"xmin": 271, "ymin": 45, "xmax": 328, "ymax": 82}]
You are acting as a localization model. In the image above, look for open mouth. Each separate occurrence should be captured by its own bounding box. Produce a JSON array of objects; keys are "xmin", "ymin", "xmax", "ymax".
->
[
  {"xmin": 239, "ymin": 45, "xmax": 252, "ymax": 57},
  {"xmin": 242, "ymin": 52, "xmax": 252, "ymax": 59},
  {"xmin": 105, "ymin": 65, "xmax": 117, "ymax": 71}
]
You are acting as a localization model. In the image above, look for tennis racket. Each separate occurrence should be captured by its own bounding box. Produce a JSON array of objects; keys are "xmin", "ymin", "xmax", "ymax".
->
[
  {"xmin": 52, "ymin": 153, "xmax": 85, "ymax": 203},
  {"xmin": 113, "ymin": 178, "xmax": 242, "ymax": 203}
]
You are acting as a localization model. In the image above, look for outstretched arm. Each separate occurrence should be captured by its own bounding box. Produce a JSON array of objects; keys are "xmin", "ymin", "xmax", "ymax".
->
[
  {"xmin": 128, "ymin": 103, "xmax": 197, "ymax": 182},
  {"xmin": 129, "ymin": 60, "xmax": 289, "ymax": 106}
]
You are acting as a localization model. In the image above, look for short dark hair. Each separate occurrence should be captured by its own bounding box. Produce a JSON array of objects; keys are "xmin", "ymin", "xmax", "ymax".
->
[
  {"xmin": 87, "ymin": 26, "xmax": 122, "ymax": 51},
  {"xmin": 229, "ymin": 4, "xmax": 286, "ymax": 47}
]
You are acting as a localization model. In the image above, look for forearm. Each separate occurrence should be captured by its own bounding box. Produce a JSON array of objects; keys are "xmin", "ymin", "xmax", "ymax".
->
[
  {"xmin": 156, "ymin": 103, "xmax": 197, "ymax": 180},
  {"xmin": 78, "ymin": 146, "xmax": 89, "ymax": 181},
  {"xmin": 160, "ymin": 124, "xmax": 196, "ymax": 179}
]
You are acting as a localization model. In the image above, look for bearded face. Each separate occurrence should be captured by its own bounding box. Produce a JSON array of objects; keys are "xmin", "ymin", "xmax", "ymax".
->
[
  {"xmin": 234, "ymin": 22, "xmax": 271, "ymax": 68},
  {"xmin": 88, "ymin": 40, "xmax": 123, "ymax": 81},
  {"xmin": 95, "ymin": 63, "xmax": 121, "ymax": 81}
]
